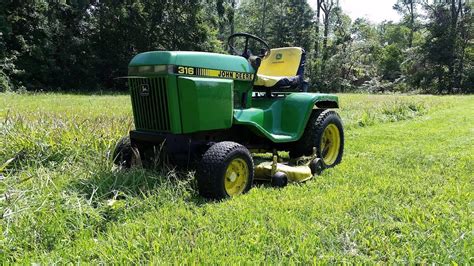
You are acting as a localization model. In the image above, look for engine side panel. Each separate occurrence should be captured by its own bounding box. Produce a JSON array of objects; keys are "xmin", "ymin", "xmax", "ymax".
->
[{"xmin": 178, "ymin": 77, "xmax": 234, "ymax": 133}]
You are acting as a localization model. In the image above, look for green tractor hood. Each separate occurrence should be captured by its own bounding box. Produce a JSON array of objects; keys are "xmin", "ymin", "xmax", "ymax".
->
[{"xmin": 129, "ymin": 51, "xmax": 254, "ymax": 73}]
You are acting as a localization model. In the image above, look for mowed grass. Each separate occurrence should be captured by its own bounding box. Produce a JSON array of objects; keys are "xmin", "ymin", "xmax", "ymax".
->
[{"xmin": 0, "ymin": 93, "xmax": 473, "ymax": 263}]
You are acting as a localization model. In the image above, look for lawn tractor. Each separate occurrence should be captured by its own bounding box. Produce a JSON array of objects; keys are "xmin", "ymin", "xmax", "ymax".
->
[{"xmin": 113, "ymin": 33, "xmax": 344, "ymax": 199}]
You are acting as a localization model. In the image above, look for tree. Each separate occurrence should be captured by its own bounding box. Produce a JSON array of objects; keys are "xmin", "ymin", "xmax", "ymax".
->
[
  {"xmin": 394, "ymin": 0, "xmax": 418, "ymax": 47},
  {"xmin": 216, "ymin": 0, "xmax": 237, "ymax": 47},
  {"xmin": 457, "ymin": 1, "xmax": 473, "ymax": 91},
  {"xmin": 236, "ymin": 0, "xmax": 313, "ymax": 52},
  {"xmin": 313, "ymin": 0, "xmax": 323, "ymax": 58},
  {"xmin": 2, "ymin": 0, "xmax": 59, "ymax": 90},
  {"xmin": 378, "ymin": 21, "xmax": 411, "ymax": 49},
  {"xmin": 421, "ymin": 0, "xmax": 471, "ymax": 92},
  {"xmin": 321, "ymin": 0, "xmax": 337, "ymax": 61},
  {"xmin": 0, "ymin": 0, "xmax": 12, "ymax": 91}
]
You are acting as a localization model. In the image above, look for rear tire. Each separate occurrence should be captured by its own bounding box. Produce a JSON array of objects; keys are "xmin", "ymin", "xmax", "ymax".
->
[
  {"xmin": 196, "ymin": 141, "xmax": 254, "ymax": 200},
  {"xmin": 289, "ymin": 109, "xmax": 344, "ymax": 168}
]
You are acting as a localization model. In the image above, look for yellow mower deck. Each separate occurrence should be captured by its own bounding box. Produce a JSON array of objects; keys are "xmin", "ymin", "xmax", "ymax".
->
[{"xmin": 254, "ymin": 151, "xmax": 319, "ymax": 183}]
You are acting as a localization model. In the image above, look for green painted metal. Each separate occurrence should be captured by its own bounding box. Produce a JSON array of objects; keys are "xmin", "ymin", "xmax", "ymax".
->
[
  {"xmin": 178, "ymin": 77, "xmax": 234, "ymax": 133},
  {"xmin": 165, "ymin": 75, "xmax": 183, "ymax": 133},
  {"xmin": 129, "ymin": 51, "xmax": 253, "ymax": 73},
  {"xmin": 233, "ymin": 93, "xmax": 339, "ymax": 143},
  {"xmin": 128, "ymin": 76, "xmax": 170, "ymax": 131},
  {"xmin": 127, "ymin": 51, "xmax": 340, "ymax": 143},
  {"xmin": 129, "ymin": 51, "xmax": 254, "ymax": 134},
  {"xmin": 127, "ymin": 75, "xmax": 183, "ymax": 133}
]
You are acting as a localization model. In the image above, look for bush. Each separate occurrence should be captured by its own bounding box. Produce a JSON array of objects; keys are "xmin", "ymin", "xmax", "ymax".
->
[{"xmin": 0, "ymin": 69, "xmax": 11, "ymax": 92}]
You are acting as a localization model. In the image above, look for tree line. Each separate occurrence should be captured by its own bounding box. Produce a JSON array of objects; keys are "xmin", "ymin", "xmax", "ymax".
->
[{"xmin": 0, "ymin": 0, "xmax": 472, "ymax": 93}]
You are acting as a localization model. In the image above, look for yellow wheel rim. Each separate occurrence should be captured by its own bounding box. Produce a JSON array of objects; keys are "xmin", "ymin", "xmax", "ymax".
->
[
  {"xmin": 224, "ymin": 158, "xmax": 249, "ymax": 196},
  {"xmin": 321, "ymin": 124, "xmax": 341, "ymax": 165}
]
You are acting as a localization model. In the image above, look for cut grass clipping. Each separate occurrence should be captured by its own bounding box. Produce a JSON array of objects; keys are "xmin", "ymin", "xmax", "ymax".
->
[{"xmin": 1, "ymin": 93, "xmax": 472, "ymax": 263}]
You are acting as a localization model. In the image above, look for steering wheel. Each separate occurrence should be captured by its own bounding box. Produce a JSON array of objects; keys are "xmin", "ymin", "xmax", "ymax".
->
[{"xmin": 228, "ymin": 33, "xmax": 270, "ymax": 59}]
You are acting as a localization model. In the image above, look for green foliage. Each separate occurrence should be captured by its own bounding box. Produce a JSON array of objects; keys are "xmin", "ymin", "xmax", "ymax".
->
[
  {"xmin": 0, "ymin": 0, "xmax": 472, "ymax": 93},
  {"xmin": 378, "ymin": 22, "xmax": 411, "ymax": 48},
  {"xmin": 1, "ymin": 93, "xmax": 472, "ymax": 263},
  {"xmin": 235, "ymin": 0, "xmax": 314, "ymax": 52},
  {"xmin": 1, "ymin": 0, "xmax": 222, "ymax": 90},
  {"xmin": 355, "ymin": 100, "xmax": 426, "ymax": 128},
  {"xmin": 309, "ymin": 0, "xmax": 472, "ymax": 93},
  {"xmin": 0, "ymin": 69, "xmax": 11, "ymax": 92},
  {"xmin": 379, "ymin": 44, "xmax": 403, "ymax": 81},
  {"xmin": 406, "ymin": 0, "xmax": 473, "ymax": 93}
]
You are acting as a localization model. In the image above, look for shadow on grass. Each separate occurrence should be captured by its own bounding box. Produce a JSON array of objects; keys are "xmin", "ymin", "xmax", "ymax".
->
[
  {"xmin": 66, "ymin": 165, "xmax": 205, "ymax": 229},
  {"xmin": 69, "ymin": 162, "xmax": 275, "ymax": 210},
  {"xmin": 67, "ymin": 151, "xmax": 285, "ymax": 228},
  {"xmin": 71, "ymin": 166, "xmax": 191, "ymax": 201},
  {"xmin": 63, "ymin": 163, "xmax": 277, "ymax": 242}
]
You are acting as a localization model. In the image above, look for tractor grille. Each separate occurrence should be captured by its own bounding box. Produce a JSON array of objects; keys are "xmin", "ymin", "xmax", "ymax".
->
[{"xmin": 129, "ymin": 77, "xmax": 171, "ymax": 131}]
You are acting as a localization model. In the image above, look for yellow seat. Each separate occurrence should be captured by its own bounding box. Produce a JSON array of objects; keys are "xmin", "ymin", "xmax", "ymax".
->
[{"xmin": 254, "ymin": 47, "xmax": 305, "ymax": 88}]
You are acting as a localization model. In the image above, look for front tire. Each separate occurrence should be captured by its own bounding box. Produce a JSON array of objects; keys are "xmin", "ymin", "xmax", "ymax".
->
[
  {"xmin": 196, "ymin": 141, "xmax": 254, "ymax": 200},
  {"xmin": 289, "ymin": 109, "xmax": 344, "ymax": 168},
  {"xmin": 112, "ymin": 136, "xmax": 140, "ymax": 168}
]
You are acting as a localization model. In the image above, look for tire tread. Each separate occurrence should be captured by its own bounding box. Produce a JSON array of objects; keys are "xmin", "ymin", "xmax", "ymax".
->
[
  {"xmin": 196, "ymin": 141, "xmax": 254, "ymax": 199},
  {"xmin": 289, "ymin": 109, "xmax": 344, "ymax": 167}
]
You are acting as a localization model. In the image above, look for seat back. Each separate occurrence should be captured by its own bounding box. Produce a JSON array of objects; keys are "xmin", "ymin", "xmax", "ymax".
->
[{"xmin": 258, "ymin": 47, "xmax": 305, "ymax": 77}]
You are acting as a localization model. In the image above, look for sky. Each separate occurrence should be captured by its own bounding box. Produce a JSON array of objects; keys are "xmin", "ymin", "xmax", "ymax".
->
[{"xmin": 308, "ymin": 0, "xmax": 402, "ymax": 24}]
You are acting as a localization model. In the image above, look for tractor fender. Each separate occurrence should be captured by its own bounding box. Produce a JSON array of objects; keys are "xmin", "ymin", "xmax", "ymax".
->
[{"xmin": 234, "ymin": 93, "xmax": 339, "ymax": 143}]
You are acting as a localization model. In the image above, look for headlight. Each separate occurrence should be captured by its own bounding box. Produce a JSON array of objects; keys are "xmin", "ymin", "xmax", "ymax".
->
[{"xmin": 128, "ymin": 65, "xmax": 170, "ymax": 75}]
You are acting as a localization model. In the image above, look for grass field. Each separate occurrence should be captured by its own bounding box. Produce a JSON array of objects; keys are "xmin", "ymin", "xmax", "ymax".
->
[{"xmin": 1, "ymin": 93, "xmax": 473, "ymax": 263}]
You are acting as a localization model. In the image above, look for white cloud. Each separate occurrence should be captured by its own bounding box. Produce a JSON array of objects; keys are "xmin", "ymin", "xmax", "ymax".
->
[{"xmin": 308, "ymin": 0, "xmax": 402, "ymax": 23}]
